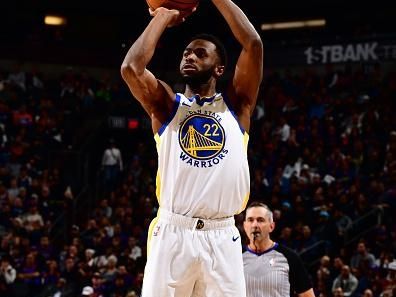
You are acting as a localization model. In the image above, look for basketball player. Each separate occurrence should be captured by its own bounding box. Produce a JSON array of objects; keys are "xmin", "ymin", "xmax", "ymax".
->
[
  {"xmin": 121, "ymin": 0, "xmax": 263, "ymax": 296},
  {"xmin": 243, "ymin": 202, "xmax": 315, "ymax": 297}
]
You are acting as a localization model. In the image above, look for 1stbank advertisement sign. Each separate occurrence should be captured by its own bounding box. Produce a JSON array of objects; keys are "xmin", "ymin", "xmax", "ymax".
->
[
  {"xmin": 304, "ymin": 41, "xmax": 396, "ymax": 64},
  {"xmin": 266, "ymin": 38, "xmax": 396, "ymax": 66}
]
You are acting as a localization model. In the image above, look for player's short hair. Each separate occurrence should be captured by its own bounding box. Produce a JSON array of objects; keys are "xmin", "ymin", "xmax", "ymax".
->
[
  {"xmin": 245, "ymin": 202, "xmax": 274, "ymax": 223},
  {"xmin": 190, "ymin": 33, "xmax": 227, "ymax": 67}
]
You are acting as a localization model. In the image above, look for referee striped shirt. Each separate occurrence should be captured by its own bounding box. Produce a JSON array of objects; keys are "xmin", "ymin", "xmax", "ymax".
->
[{"xmin": 243, "ymin": 243, "xmax": 312, "ymax": 297}]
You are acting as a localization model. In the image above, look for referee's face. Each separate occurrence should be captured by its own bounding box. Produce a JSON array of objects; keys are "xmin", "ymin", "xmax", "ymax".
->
[{"xmin": 244, "ymin": 207, "xmax": 275, "ymax": 242}]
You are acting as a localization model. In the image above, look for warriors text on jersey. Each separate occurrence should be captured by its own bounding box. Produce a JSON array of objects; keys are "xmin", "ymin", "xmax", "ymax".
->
[{"xmin": 154, "ymin": 93, "xmax": 250, "ymax": 219}]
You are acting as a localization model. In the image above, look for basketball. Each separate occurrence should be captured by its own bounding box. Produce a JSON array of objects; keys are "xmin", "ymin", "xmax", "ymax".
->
[{"xmin": 146, "ymin": 0, "xmax": 199, "ymax": 13}]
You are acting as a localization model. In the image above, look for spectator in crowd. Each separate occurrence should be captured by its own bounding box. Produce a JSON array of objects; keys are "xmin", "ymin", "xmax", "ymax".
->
[
  {"xmin": 331, "ymin": 265, "xmax": 358, "ymax": 297},
  {"xmin": 333, "ymin": 286, "xmax": 344, "ymax": 297},
  {"xmin": 101, "ymin": 138, "xmax": 123, "ymax": 193},
  {"xmin": 91, "ymin": 272, "xmax": 106, "ymax": 297},
  {"xmin": 81, "ymin": 285, "xmax": 94, "ymax": 297},
  {"xmin": 102, "ymin": 255, "xmax": 118, "ymax": 283},
  {"xmin": 333, "ymin": 208, "xmax": 352, "ymax": 238},
  {"xmin": 47, "ymin": 277, "xmax": 69, "ymax": 297},
  {"xmin": 316, "ymin": 255, "xmax": 332, "ymax": 295},
  {"xmin": 0, "ymin": 255, "xmax": 16, "ymax": 294},
  {"xmin": 350, "ymin": 241, "xmax": 376, "ymax": 270},
  {"xmin": 17, "ymin": 252, "xmax": 41, "ymax": 295},
  {"xmin": 379, "ymin": 261, "xmax": 396, "ymax": 297},
  {"xmin": 363, "ymin": 288, "xmax": 373, "ymax": 297}
]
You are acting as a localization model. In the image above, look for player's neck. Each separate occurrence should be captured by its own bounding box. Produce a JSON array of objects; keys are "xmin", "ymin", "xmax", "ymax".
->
[{"xmin": 184, "ymin": 82, "xmax": 217, "ymax": 99}]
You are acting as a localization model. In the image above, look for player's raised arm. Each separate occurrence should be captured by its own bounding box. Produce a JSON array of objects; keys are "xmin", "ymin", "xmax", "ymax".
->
[
  {"xmin": 211, "ymin": 0, "xmax": 263, "ymax": 132},
  {"xmin": 120, "ymin": 8, "xmax": 180, "ymax": 133}
]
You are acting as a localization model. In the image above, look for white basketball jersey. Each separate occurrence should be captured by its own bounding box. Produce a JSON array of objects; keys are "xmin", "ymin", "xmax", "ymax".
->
[{"xmin": 154, "ymin": 93, "xmax": 250, "ymax": 219}]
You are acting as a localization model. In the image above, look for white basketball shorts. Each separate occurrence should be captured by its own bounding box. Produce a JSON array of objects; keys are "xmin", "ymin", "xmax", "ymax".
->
[{"xmin": 141, "ymin": 208, "xmax": 246, "ymax": 297}]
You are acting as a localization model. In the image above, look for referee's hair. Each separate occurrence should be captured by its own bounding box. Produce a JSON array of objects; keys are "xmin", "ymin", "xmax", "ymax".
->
[{"xmin": 245, "ymin": 202, "xmax": 274, "ymax": 223}]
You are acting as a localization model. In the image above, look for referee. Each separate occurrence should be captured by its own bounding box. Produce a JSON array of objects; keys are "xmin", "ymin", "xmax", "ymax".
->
[{"xmin": 242, "ymin": 202, "xmax": 315, "ymax": 297}]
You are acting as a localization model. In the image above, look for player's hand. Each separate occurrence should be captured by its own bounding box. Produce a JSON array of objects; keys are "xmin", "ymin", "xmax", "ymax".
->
[
  {"xmin": 149, "ymin": 7, "xmax": 180, "ymax": 27},
  {"xmin": 149, "ymin": 6, "xmax": 197, "ymax": 27}
]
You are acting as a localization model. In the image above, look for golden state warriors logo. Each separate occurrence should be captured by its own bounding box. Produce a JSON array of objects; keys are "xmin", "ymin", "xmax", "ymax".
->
[{"xmin": 179, "ymin": 114, "xmax": 225, "ymax": 160}]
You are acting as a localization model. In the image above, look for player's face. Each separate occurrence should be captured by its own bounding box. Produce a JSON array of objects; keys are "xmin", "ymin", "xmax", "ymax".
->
[
  {"xmin": 244, "ymin": 207, "xmax": 275, "ymax": 242},
  {"xmin": 180, "ymin": 39, "xmax": 223, "ymax": 85}
]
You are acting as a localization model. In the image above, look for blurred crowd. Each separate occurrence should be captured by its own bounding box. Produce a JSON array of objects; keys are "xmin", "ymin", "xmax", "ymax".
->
[
  {"xmin": 0, "ymin": 61, "xmax": 395, "ymax": 297},
  {"xmin": 242, "ymin": 63, "xmax": 396, "ymax": 296}
]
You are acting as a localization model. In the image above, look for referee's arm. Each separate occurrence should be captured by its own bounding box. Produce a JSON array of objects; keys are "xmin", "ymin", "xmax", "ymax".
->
[
  {"xmin": 283, "ymin": 246, "xmax": 316, "ymax": 297},
  {"xmin": 298, "ymin": 288, "xmax": 315, "ymax": 297}
]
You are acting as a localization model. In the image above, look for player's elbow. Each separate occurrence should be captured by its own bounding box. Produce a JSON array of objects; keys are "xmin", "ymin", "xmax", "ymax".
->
[
  {"xmin": 120, "ymin": 63, "xmax": 138, "ymax": 82},
  {"xmin": 247, "ymin": 36, "xmax": 263, "ymax": 54},
  {"xmin": 121, "ymin": 58, "xmax": 147, "ymax": 80}
]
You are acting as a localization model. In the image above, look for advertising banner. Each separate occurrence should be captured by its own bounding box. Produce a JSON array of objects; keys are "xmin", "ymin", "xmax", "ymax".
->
[{"xmin": 266, "ymin": 37, "xmax": 396, "ymax": 66}]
